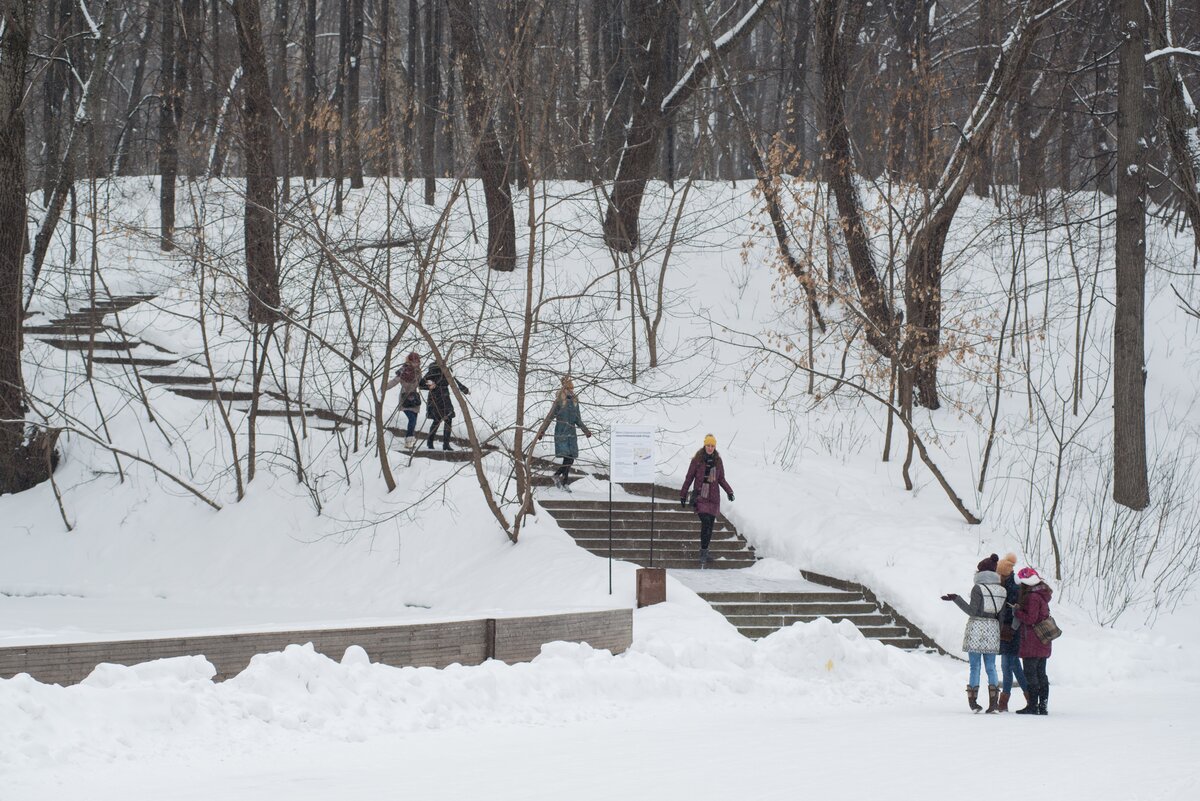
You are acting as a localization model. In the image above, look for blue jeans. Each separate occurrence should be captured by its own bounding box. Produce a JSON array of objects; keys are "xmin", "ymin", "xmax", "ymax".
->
[
  {"xmin": 402, "ymin": 410, "xmax": 418, "ymax": 437},
  {"xmin": 1001, "ymin": 652, "xmax": 1027, "ymax": 692},
  {"xmin": 968, "ymin": 652, "xmax": 998, "ymax": 688}
]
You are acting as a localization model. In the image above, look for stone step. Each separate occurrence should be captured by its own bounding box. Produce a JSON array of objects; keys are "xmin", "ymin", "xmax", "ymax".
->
[
  {"xmin": 699, "ymin": 591, "xmax": 864, "ymax": 604},
  {"xmin": 89, "ymin": 355, "xmax": 179, "ymax": 367},
  {"xmin": 410, "ymin": 449, "xmax": 476, "ymax": 462},
  {"xmin": 23, "ymin": 324, "xmax": 107, "ymax": 335},
  {"xmin": 538, "ymin": 500, "xmax": 690, "ymax": 512},
  {"xmin": 141, "ymin": 374, "xmax": 230, "ymax": 385},
  {"xmin": 569, "ymin": 536, "xmax": 751, "ymax": 551},
  {"xmin": 722, "ymin": 613, "xmax": 892, "ymax": 627},
  {"xmin": 38, "ymin": 337, "xmax": 135, "ymax": 351},
  {"xmin": 708, "ymin": 601, "xmax": 876, "ymax": 616},
  {"xmin": 734, "ymin": 626, "xmax": 916, "ymax": 647},
  {"xmin": 559, "ymin": 520, "xmax": 734, "ymax": 534},
  {"xmin": 547, "ymin": 512, "xmax": 731, "ymax": 527},
  {"xmin": 169, "ymin": 387, "xmax": 258, "ymax": 402},
  {"xmin": 576, "ymin": 547, "xmax": 756, "ymax": 566},
  {"xmin": 605, "ymin": 558, "xmax": 750, "ymax": 570},
  {"xmin": 575, "ymin": 547, "xmax": 756, "ymax": 562},
  {"xmin": 877, "ymin": 637, "xmax": 925, "ymax": 650}
]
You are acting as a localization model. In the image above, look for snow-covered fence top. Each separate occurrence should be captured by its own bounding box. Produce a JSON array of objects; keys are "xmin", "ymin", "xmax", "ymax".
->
[{"xmin": 0, "ymin": 609, "xmax": 633, "ymax": 686}]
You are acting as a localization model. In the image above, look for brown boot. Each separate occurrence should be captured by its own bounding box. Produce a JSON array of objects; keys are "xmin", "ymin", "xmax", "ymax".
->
[
  {"xmin": 997, "ymin": 691, "xmax": 1011, "ymax": 713},
  {"xmin": 967, "ymin": 685, "xmax": 982, "ymax": 712},
  {"xmin": 984, "ymin": 685, "xmax": 1000, "ymax": 713}
]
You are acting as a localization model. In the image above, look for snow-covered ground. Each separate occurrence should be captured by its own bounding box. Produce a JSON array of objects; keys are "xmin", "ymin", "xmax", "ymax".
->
[{"xmin": 3, "ymin": 177, "xmax": 1200, "ymax": 796}]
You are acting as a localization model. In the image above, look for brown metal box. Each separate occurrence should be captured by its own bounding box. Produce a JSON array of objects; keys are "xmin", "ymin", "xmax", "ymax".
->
[{"xmin": 636, "ymin": 567, "xmax": 667, "ymax": 608}]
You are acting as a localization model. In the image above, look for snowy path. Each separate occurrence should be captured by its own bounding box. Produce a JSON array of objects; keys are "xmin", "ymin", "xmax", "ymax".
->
[{"xmin": 8, "ymin": 686, "xmax": 1197, "ymax": 800}]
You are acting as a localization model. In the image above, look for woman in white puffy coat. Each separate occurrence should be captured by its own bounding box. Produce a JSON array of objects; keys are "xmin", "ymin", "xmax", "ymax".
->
[{"xmin": 941, "ymin": 553, "xmax": 1007, "ymax": 713}]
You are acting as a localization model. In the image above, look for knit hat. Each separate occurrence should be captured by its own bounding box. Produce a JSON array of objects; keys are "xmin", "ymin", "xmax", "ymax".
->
[
  {"xmin": 977, "ymin": 553, "xmax": 999, "ymax": 573},
  {"xmin": 703, "ymin": 434, "xmax": 717, "ymax": 447},
  {"xmin": 406, "ymin": 351, "xmax": 420, "ymax": 362},
  {"xmin": 997, "ymin": 553, "xmax": 1018, "ymax": 578},
  {"xmin": 1016, "ymin": 567, "xmax": 1043, "ymax": 586}
]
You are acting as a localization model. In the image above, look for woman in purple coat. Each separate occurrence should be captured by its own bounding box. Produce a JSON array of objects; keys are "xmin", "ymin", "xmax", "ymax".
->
[
  {"xmin": 679, "ymin": 434, "xmax": 734, "ymax": 567},
  {"xmin": 1013, "ymin": 566, "xmax": 1054, "ymax": 716}
]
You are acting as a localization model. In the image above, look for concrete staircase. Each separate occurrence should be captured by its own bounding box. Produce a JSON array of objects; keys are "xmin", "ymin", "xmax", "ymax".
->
[
  {"xmin": 697, "ymin": 589, "xmax": 923, "ymax": 648},
  {"xmin": 537, "ymin": 493, "xmax": 936, "ymax": 651},
  {"xmin": 538, "ymin": 498, "xmax": 757, "ymax": 570}
]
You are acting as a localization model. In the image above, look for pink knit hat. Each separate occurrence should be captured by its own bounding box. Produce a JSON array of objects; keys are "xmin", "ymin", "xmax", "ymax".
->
[{"xmin": 1016, "ymin": 566, "xmax": 1043, "ymax": 586}]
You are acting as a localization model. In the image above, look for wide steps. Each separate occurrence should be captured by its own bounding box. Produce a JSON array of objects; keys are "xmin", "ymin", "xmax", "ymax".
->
[{"xmin": 536, "ymin": 495, "xmax": 929, "ymax": 651}]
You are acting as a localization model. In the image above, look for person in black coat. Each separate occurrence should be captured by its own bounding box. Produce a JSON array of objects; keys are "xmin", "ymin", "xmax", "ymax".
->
[
  {"xmin": 996, "ymin": 553, "xmax": 1029, "ymax": 712},
  {"xmin": 422, "ymin": 363, "xmax": 469, "ymax": 450}
]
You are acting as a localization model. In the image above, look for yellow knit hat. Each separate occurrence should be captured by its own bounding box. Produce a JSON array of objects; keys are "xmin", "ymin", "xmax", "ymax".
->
[{"xmin": 703, "ymin": 434, "xmax": 717, "ymax": 447}]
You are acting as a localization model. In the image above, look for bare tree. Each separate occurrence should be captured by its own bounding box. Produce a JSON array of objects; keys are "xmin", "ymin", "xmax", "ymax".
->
[
  {"xmin": 231, "ymin": 0, "xmax": 282, "ymax": 323},
  {"xmin": 447, "ymin": 0, "xmax": 516, "ymax": 271},
  {"xmin": 0, "ymin": 0, "xmax": 50, "ymax": 494},
  {"xmin": 1113, "ymin": 0, "xmax": 1149, "ymax": 509}
]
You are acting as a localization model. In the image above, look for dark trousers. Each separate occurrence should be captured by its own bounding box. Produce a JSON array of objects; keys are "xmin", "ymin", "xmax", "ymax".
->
[
  {"xmin": 426, "ymin": 419, "xmax": 451, "ymax": 447},
  {"xmin": 698, "ymin": 513, "xmax": 716, "ymax": 549},
  {"xmin": 554, "ymin": 457, "xmax": 574, "ymax": 479},
  {"xmin": 1022, "ymin": 656, "xmax": 1049, "ymax": 693},
  {"xmin": 402, "ymin": 410, "xmax": 418, "ymax": 438}
]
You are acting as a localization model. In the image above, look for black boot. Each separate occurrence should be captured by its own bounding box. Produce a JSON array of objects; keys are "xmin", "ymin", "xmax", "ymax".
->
[
  {"xmin": 1015, "ymin": 685, "xmax": 1039, "ymax": 715},
  {"xmin": 699, "ymin": 548, "xmax": 710, "ymax": 568},
  {"xmin": 1037, "ymin": 685, "xmax": 1049, "ymax": 716}
]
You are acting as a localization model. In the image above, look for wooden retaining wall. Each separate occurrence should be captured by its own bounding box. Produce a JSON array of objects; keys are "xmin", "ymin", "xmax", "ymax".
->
[{"xmin": 0, "ymin": 609, "xmax": 633, "ymax": 686}]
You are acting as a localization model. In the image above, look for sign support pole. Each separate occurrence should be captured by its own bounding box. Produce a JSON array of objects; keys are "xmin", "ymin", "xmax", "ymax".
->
[
  {"xmin": 649, "ymin": 483, "xmax": 655, "ymax": 567},
  {"xmin": 608, "ymin": 479, "xmax": 613, "ymax": 595}
]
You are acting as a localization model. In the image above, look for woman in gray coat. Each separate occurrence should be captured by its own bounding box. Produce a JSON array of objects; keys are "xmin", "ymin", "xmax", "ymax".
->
[
  {"xmin": 941, "ymin": 554, "xmax": 1007, "ymax": 713},
  {"xmin": 536, "ymin": 377, "xmax": 591, "ymax": 491}
]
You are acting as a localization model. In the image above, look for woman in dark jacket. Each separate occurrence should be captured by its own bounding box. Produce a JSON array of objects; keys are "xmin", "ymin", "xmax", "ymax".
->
[
  {"xmin": 1014, "ymin": 566, "xmax": 1054, "ymax": 715},
  {"xmin": 422, "ymin": 362, "xmax": 469, "ymax": 451},
  {"xmin": 995, "ymin": 553, "xmax": 1028, "ymax": 712},
  {"xmin": 536, "ymin": 376, "xmax": 592, "ymax": 491},
  {"xmin": 679, "ymin": 434, "xmax": 733, "ymax": 567}
]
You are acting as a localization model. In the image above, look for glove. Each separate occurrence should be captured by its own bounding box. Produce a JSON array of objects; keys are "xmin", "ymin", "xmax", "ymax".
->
[
  {"xmin": 940, "ymin": 594, "xmax": 959, "ymax": 602},
  {"xmin": 679, "ymin": 497, "xmax": 687, "ymax": 509},
  {"xmin": 584, "ymin": 429, "xmax": 592, "ymax": 439},
  {"xmin": 727, "ymin": 492, "xmax": 734, "ymax": 502}
]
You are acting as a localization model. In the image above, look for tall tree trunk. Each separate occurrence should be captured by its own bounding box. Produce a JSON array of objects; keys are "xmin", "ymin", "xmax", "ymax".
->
[
  {"xmin": 43, "ymin": 0, "xmax": 70, "ymax": 203},
  {"xmin": 333, "ymin": 0, "xmax": 348, "ymax": 211},
  {"xmin": 348, "ymin": 0, "xmax": 365, "ymax": 187},
  {"xmin": 422, "ymin": 0, "xmax": 440, "ymax": 205},
  {"xmin": 972, "ymin": 0, "xmax": 996, "ymax": 196},
  {"xmin": 662, "ymin": 1, "xmax": 678, "ymax": 186},
  {"xmin": 114, "ymin": 0, "xmax": 159, "ymax": 176},
  {"xmin": 232, "ymin": 0, "xmax": 282, "ymax": 324},
  {"xmin": 159, "ymin": 0, "xmax": 180, "ymax": 250},
  {"xmin": 447, "ymin": 0, "xmax": 517, "ymax": 271},
  {"xmin": 378, "ymin": 0, "xmax": 392, "ymax": 174},
  {"xmin": 302, "ymin": 0, "xmax": 316, "ymax": 180},
  {"xmin": 405, "ymin": 0, "xmax": 419, "ymax": 182},
  {"xmin": 1113, "ymin": 0, "xmax": 1149, "ymax": 510},
  {"xmin": 0, "ymin": 0, "xmax": 33, "ymax": 493},
  {"xmin": 274, "ymin": 0, "xmax": 290, "ymax": 199},
  {"xmin": 603, "ymin": 0, "xmax": 770, "ymax": 252}
]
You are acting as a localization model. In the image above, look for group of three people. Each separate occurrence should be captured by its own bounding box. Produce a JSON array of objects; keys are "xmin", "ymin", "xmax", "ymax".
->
[{"xmin": 943, "ymin": 553, "xmax": 1055, "ymax": 715}]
